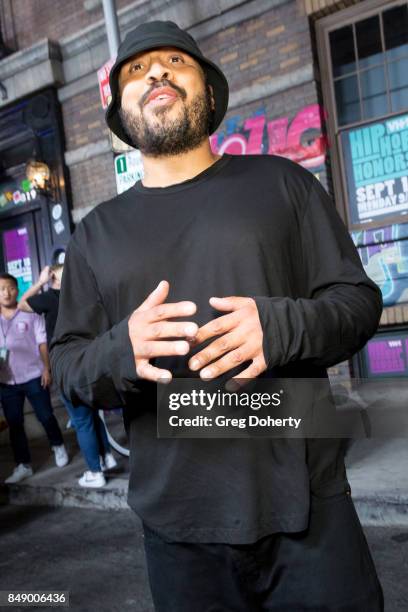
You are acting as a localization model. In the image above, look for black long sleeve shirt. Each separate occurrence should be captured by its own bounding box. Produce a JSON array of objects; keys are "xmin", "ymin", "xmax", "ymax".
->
[{"xmin": 50, "ymin": 154, "xmax": 383, "ymax": 543}]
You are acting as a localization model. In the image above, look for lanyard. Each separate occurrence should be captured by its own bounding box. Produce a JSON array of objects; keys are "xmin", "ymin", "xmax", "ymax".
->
[{"xmin": 0, "ymin": 310, "xmax": 18, "ymax": 346}]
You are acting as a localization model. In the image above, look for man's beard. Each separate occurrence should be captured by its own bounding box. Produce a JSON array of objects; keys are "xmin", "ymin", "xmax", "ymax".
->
[{"xmin": 118, "ymin": 86, "xmax": 213, "ymax": 157}]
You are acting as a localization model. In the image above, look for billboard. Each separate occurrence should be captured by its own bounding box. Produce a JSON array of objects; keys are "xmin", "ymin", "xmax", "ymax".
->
[{"xmin": 341, "ymin": 113, "xmax": 408, "ymax": 227}]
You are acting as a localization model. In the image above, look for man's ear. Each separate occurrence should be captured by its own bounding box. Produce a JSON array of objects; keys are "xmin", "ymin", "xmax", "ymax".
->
[{"xmin": 208, "ymin": 84, "xmax": 216, "ymax": 112}]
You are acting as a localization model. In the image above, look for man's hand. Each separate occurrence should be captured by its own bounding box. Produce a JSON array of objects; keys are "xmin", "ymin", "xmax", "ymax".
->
[
  {"xmin": 38, "ymin": 266, "xmax": 51, "ymax": 286},
  {"xmin": 188, "ymin": 296, "xmax": 267, "ymax": 387},
  {"xmin": 128, "ymin": 280, "xmax": 198, "ymax": 383},
  {"xmin": 41, "ymin": 367, "xmax": 52, "ymax": 388}
]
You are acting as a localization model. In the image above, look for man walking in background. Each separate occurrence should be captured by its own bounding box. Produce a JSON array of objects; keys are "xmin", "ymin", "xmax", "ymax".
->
[
  {"xmin": 18, "ymin": 264, "xmax": 63, "ymax": 347},
  {"xmin": 0, "ymin": 273, "xmax": 68, "ymax": 484},
  {"xmin": 51, "ymin": 21, "xmax": 384, "ymax": 611}
]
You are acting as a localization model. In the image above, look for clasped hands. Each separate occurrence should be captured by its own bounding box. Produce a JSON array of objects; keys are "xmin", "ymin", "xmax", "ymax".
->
[{"xmin": 128, "ymin": 280, "xmax": 267, "ymax": 387}]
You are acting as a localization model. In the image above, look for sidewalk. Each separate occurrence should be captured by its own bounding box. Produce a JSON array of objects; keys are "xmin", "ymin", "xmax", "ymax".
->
[
  {"xmin": 1, "ymin": 430, "xmax": 407, "ymax": 526},
  {"xmin": 0, "ymin": 426, "xmax": 130, "ymax": 510},
  {"xmin": 346, "ymin": 438, "xmax": 408, "ymax": 526}
]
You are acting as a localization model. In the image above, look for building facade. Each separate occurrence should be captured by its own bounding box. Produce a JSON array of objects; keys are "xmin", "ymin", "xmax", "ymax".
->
[{"xmin": 0, "ymin": 0, "xmax": 407, "ymax": 381}]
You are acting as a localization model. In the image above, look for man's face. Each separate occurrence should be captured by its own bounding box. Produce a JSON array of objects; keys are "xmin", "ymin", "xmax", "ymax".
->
[
  {"xmin": 118, "ymin": 46, "xmax": 214, "ymax": 156},
  {"xmin": 0, "ymin": 280, "xmax": 18, "ymax": 308}
]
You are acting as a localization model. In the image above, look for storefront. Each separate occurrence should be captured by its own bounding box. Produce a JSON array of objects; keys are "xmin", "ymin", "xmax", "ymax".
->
[{"xmin": 0, "ymin": 88, "xmax": 72, "ymax": 296}]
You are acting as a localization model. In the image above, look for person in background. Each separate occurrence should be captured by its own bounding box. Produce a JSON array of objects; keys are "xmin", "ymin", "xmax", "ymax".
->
[
  {"xmin": 18, "ymin": 265, "xmax": 117, "ymax": 488},
  {"xmin": 0, "ymin": 272, "xmax": 68, "ymax": 484}
]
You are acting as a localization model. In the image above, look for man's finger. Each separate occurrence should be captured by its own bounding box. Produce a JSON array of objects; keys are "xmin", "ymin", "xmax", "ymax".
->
[
  {"xmin": 191, "ymin": 312, "xmax": 238, "ymax": 346},
  {"xmin": 133, "ymin": 340, "xmax": 191, "ymax": 359},
  {"xmin": 198, "ymin": 346, "xmax": 250, "ymax": 380},
  {"xmin": 146, "ymin": 301, "xmax": 197, "ymax": 322},
  {"xmin": 209, "ymin": 296, "xmax": 251, "ymax": 312},
  {"xmin": 137, "ymin": 280, "xmax": 170, "ymax": 312},
  {"xmin": 136, "ymin": 359, "xmax": 172, "ymax": 383},
  {"xmin": 147, "ymin": 321, "xmax": 198, "ymax": 340},
  {"xmin": 189, "ymin": 331, "xmax": 241, "ymax": 371}
]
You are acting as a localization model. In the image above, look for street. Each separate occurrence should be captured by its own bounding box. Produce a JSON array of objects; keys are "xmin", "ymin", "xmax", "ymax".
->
[
  {"xmin": 0, "ymin": 505, "xmax": 407, "ymax": 612},
  {"xmin": 0, "ymin": 505, "xmax": 153, "ymax": 612}
]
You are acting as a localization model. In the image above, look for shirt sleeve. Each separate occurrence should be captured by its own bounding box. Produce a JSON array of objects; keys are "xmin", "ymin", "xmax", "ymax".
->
[
  {"xmin": 27, "ymin": 294, "xmax": 48, "ymax": 315},
  {"xmin": 49, "ymin": 235, "xmax": 139, "ymax": 408},
  {"xmin": 253, "ymin": 174, "xmax": 383, "ymax": 369},
  {"xmin": 33, "ymin": 313, "xmax": 47, "ymax": 346}
]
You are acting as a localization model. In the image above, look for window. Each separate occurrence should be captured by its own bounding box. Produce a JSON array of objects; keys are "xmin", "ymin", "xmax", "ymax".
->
[{"xmin": 329, "ymin": 3, "xmax": 408, "ymax": 127}]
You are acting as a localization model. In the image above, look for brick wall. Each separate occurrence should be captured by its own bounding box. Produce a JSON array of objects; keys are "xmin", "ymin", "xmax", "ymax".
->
[
  {"xmin": 62, "ymin": 86, "xmax": 108, "ymax": 151},
  {"xmin": 200, "ymin": 2, "xmax": 313, "ymax": 93},
  {"xmin": 1, "ymin": 0, "xmax": 133, "ymax": 51},
  {"xmin": 60, "ymin": 73, "xmax": 113, "ymax": 213},
  {"xmin": 69, "ymin": 152, "xmax": 117, "ymax": 214}
]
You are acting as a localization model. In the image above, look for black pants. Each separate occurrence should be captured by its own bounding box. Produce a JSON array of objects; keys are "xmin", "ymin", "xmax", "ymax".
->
[
  {"xmin": 1, "ymin": 377, "xmax": 64, "ymax": 465},
  {"xmin": 142, "ymin": 490, "xmax": 384, "ymax": 611}
]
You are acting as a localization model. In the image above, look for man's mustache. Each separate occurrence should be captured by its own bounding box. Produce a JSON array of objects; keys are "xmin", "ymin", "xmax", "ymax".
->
[{"xmin": 140, "ymin": 79, "xmax": 187, "ymax": 108}]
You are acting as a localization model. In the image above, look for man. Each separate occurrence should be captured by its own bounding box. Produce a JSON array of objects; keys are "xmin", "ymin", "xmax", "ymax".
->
[
  {"xmin": 51, "ymin": 21, "xmax": 384, "ymax": 611},
  {"xmin": 18, "ymin": 265, "xmax": 62, "ymax": 346},
  {"xmin": 0, "ymin": 273, "xmax": 68, "ymax": 484}
]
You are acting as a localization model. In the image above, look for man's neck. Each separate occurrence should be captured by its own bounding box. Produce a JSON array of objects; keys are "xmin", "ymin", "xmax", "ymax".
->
[
  {"xmin": 1, "ymin": 305, "xmax": 17, "ymax": 319},
  {"xmin": 141, "ymin": 140, "xmax": 221, "ymax": 188}
]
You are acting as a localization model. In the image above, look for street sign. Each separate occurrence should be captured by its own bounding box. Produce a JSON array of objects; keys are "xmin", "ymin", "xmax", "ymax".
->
[
  {"xmin": 97, "ymin": 58, "xmax": 115, "ymax": 110},
  {"xmin": 114, "ymin": 150, "xmax": 144, "ymax": 194}
]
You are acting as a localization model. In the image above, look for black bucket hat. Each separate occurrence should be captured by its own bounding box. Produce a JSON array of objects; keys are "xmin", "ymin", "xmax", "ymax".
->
[{"xmin": 106, "ymin": 20, "xmax": 229, "ymax": 147}]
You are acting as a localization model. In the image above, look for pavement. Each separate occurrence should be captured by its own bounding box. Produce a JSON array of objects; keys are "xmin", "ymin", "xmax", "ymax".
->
[
  {"xmin": 346, "ymin": 438, "xmax": 408, "ymax": 526},
  {"xmin": 0, "ymin": 505, "xmax": 407, "ymax": 612},
  {"xmin": 0, "ymin": 505, "xmax": 154, "ymax": 612}
]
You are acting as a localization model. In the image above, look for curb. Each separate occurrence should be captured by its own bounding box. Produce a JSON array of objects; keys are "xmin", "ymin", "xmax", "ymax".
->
[
  {"xmin": 2, "ymin": 483, "xmax": 408, "ymax": 527},
  {"xmin": 0, "ymin": 482, "xmax": 129, "ymax": 511},
  {"xmin": 353, "ymin": 495, "xmax": 408, "ymax": 527}
]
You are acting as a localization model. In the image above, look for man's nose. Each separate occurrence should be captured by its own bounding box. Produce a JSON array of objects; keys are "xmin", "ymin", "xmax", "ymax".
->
[{"xmin": 146, "ymin": 59, "xmax": 172, "ymax": 83}]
